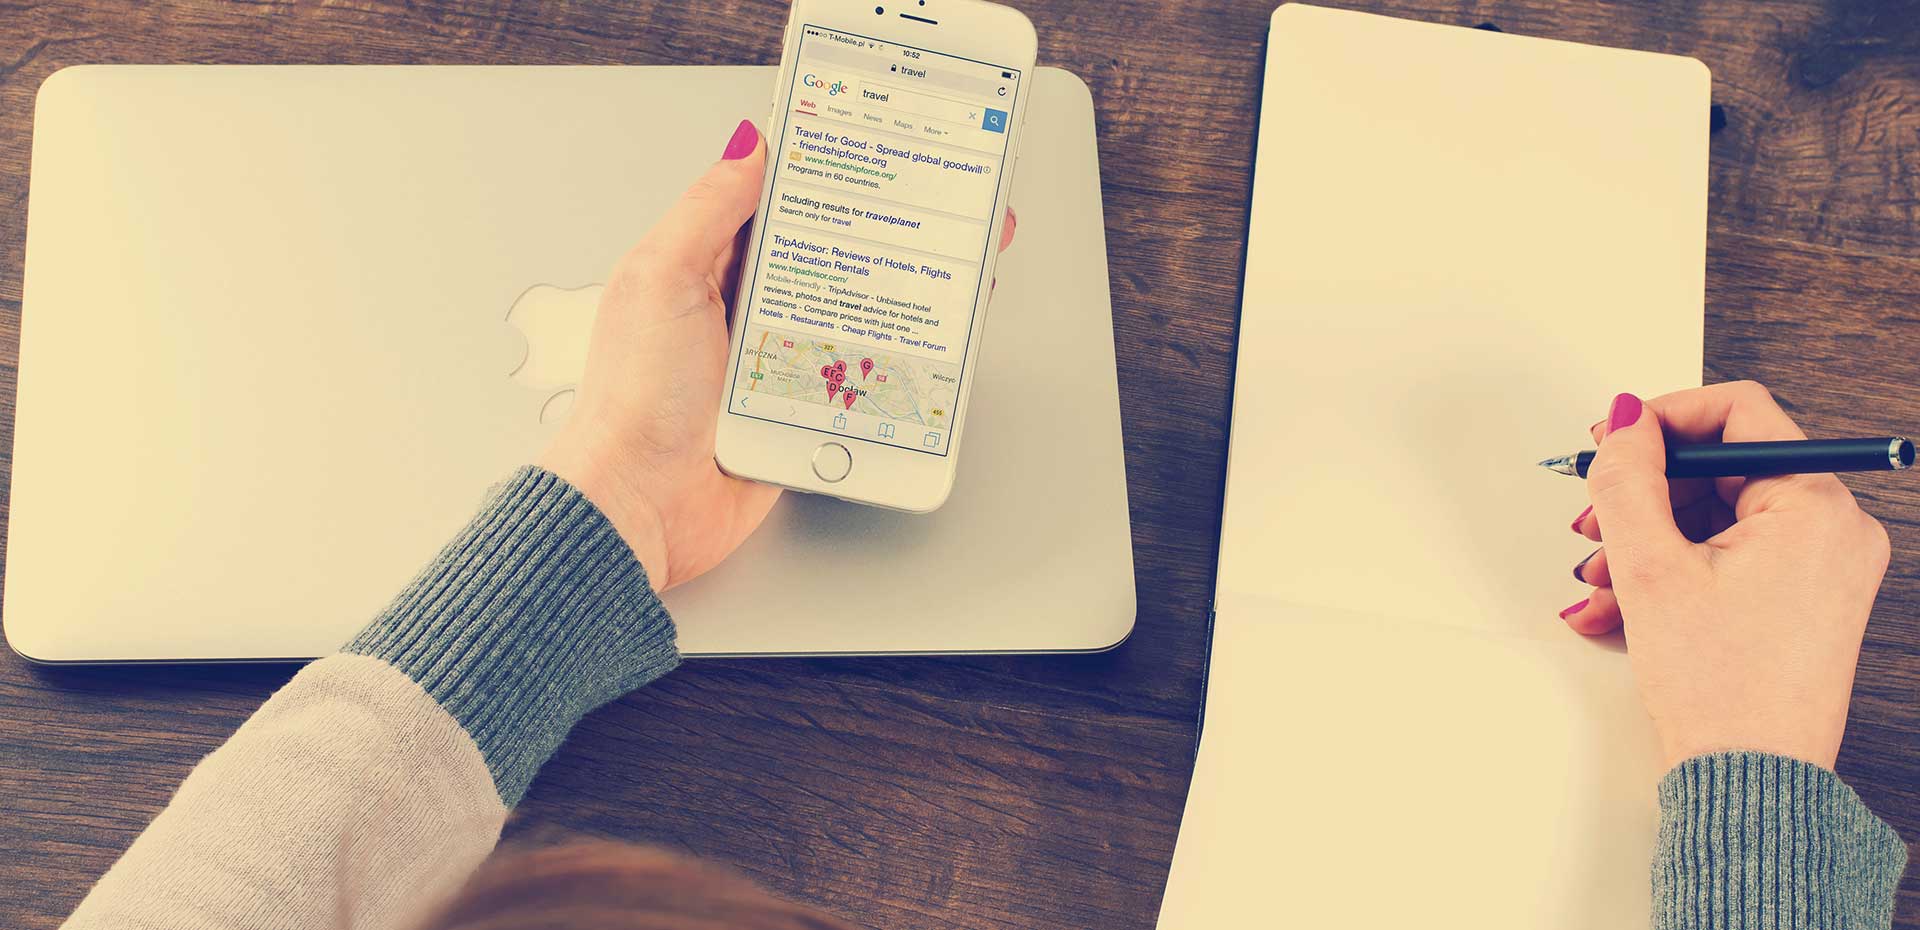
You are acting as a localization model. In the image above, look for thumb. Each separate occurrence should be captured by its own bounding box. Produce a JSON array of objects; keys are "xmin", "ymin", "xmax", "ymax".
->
[
  {"xmin": 642, "ymin": 119, "xmax": 768, "ymax": 272},
  {"xmin": 1586, "ymin": 392, "xmax": 1692, "ymax": 569}
]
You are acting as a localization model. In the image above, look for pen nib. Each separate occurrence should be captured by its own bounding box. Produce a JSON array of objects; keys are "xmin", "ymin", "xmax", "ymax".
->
[{"xmin": 1537, "ymin": 454, "xmax": 1578, "ymax": 476}]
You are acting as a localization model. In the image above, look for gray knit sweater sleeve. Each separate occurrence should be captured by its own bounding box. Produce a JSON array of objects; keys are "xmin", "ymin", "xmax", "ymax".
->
[
  {"xmin": 1654, "ymin": 751, "xmax": 1908, "ymax": 929},
  {"xmin": 345, "ymin": 466, "xmax": 678, "ymax": 806}
]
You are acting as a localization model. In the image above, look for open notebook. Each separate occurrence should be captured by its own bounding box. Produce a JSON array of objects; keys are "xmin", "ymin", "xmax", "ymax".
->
[{"xmin": 1158, "ymin": 6, "xmax": 1708, "ymax": 927}]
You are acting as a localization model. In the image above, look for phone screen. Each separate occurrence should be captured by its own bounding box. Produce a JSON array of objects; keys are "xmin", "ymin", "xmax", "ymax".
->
[{"xmin": 726, "ymin": 24, "xmax": 1022, "ymax": 457}]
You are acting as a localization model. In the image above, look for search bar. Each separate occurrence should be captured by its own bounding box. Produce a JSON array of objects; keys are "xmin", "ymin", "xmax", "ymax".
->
[
  {"xmin": 859, "ymin": 81, "xmax": 983, "ymax": 128},
  {"xmin": 800, "ymin": 38, "xmax": 1009, "ymax": 98}
]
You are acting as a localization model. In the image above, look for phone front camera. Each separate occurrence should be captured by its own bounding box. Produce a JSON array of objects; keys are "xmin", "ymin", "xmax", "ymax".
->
[{"xmin": 874, "ymin": 5, "xmax": 883, "ymax": 12}]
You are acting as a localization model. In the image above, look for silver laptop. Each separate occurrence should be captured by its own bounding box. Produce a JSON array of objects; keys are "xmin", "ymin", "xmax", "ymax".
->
[{"xmin": 6, "ymin": 65, "xmax": 1135, "ymax": 662}]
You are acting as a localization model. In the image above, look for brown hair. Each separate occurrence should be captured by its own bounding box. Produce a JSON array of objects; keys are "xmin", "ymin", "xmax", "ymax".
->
[{"xmin": 418, "ymin": 839, "xmax": 858, "ymax": 930}]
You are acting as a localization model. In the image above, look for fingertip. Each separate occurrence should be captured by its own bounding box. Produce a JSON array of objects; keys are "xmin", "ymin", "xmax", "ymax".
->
[
  {"xmin": 1572, "ymin": 547, "xmax": 1609, "ymax": 587},
  {"xmin": 1560, "ymin": 594, "xmax": 1622, "ymax": 636},
  {"xmin": 1586, "ymin": 391, "xmax": 1696, "ymax": 558},
  {"xmin": 1557, "ymin": 596, "xmax": 1589, "ymax": 621},
  {"xmin": 721, "ymin": 119, "xmax": 761, "ymax": 161},
  {"xmin": 1569, "ymin": 504, "xmax": 1592, "ymax": 535},
  {"xmin": 1570, "ymin": 504, "xmax": 1604, "ymax": 541},
  {"xmin": 1604, "ymin": 392, "xmax": 1645, "ymax": 437},
  {"xmin": 999, "ymin": 206, "xmax": 1017, "ymax": 252}
]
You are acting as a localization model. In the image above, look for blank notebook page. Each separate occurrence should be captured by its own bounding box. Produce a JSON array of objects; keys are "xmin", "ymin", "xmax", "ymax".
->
[{"xmin": 1158, "ymin": 5, "xmax": 1707, "ymax": 927}]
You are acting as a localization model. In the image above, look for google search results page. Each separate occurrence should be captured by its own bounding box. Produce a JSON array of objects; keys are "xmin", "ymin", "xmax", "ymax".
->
[{"xmin": 728, "ymin": 24, "xmax": 1021, "ymax": 456}]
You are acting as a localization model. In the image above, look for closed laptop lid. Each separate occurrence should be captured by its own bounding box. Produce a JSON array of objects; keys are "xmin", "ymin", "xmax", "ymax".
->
[{"xmin": 7, "ymin": 65, "xmax": 1134, "ymax": 661}]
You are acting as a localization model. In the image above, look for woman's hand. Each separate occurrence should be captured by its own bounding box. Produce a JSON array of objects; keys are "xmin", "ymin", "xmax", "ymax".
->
[
  {"xmin": 538, "ymin": 120, "xmax": 778, "ymax": 591},
  {"xmin": 1561, "ymin": 382, "xmax": 1892, "ymax": 770},
  {"xmin": 540, "ymin": 119, "xmax": 1015, "ymax": 591}
]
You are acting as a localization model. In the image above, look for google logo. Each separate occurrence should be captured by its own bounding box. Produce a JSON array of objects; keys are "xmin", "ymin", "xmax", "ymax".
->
[{"xmin": 802, "ymin": 73, "xmax": 849, "ymax": 96}]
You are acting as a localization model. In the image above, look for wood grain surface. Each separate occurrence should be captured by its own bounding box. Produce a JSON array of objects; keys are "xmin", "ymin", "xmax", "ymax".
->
[{"xmin": 2, "ymin": 1, "xmax": 1917, "ymax": 927}]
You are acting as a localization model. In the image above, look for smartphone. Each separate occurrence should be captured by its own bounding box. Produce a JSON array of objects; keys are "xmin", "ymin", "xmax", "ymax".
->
[{"xmin": 715, "ymin": 0, "xmax": 1038, "ymax": 512}]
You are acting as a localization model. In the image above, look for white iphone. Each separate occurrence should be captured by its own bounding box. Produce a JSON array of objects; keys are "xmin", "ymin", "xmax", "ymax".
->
[{"xmin": 715, "ymin": 0, "xmax": 1037, "ymax": 512}]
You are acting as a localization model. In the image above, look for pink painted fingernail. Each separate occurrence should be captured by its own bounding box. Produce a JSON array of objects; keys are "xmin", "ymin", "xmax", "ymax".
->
[
  {"xmin": 1570, "ymin": 505, "xmax": 1591, "ymax": 533},
  {"xmin": 722, "ymin": 119, "xmax": 758, "ymax": 160},
  {"xmin": 1573, "ymin": 549, "xmax": 1597, "ymax": 583},
  {"xmin": 1607, "ymin": 392, "xmax": 1643, "ymax": 433},
  {"xmin": 1558, "ymin": 597, "xmax": 1590, "ymax": 620}
]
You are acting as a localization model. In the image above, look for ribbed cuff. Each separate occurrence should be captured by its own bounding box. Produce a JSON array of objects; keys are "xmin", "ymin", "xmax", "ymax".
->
[
  {"xmin": 345, "ymin": 466, "xmax": 678, "ymax": 806},
  {"xmin": 1654, "ymin": 751, "xmax": 1908, "ymax": 930}
]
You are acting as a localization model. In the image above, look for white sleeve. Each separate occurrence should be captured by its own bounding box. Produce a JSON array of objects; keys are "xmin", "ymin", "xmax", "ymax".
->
[{"xmin": 61, "ymin": 655, "xmax": 508, "ymax": 930}]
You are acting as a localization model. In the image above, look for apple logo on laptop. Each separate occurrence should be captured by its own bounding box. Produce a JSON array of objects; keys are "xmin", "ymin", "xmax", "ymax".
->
[{"xmin": 504, "ymin": 283, "xmax": 602, "ymax": 424}]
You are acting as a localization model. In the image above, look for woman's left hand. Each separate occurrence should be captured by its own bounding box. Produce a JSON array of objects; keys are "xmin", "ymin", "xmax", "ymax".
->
[
  {"xmin": 540, "ymin": 119, "xmax": 1015, "ymax": 590},
  {"xmin": 538, "ymin": 120, "xmax": 777, "ymax": 590}
]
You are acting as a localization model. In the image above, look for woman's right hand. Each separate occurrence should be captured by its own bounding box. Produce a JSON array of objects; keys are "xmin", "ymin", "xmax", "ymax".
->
[{"xmin": 1560, "ymin": 381, "xmax": 1892, "ymax": 770}]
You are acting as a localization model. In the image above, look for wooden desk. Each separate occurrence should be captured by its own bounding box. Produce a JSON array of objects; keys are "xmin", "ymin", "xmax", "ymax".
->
[{"xmin": 1, "ymin": 2, "xmax": 1915, "ymax": 927}]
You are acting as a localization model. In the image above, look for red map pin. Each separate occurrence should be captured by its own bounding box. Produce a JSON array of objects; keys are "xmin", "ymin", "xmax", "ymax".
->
[
  {"xmin": 828, "ymin": 382, "xmax": 841, "ymax": 400},
  {"xmin": 842, "ymin": 389, "xmax": 856, "ymax": 410},
  {"xmin": 828, "ymin": 368, "xmax": 846, "ymax": 385},
  {"xmin": 832, "ymin": 360, "xmax": 847, "ymax": 375},
  {"xmin": 860, "ymin": 358, "xmax": 874, "ymax": 380},
  {"xmin": 820, "ymin": 365, "xmax": 834, "ymax": 379}
]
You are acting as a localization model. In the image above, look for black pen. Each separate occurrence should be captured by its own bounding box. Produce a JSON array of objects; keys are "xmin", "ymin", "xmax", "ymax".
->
[{"xmin": 1538, "ymin": 437, "xmax": 1916, "ymax": 479}]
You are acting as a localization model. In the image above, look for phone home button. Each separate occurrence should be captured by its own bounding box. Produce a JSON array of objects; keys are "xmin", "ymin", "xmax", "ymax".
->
[{"xmin": 811, "ymin": 442, "xmax": 853, "ymax": 483}]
